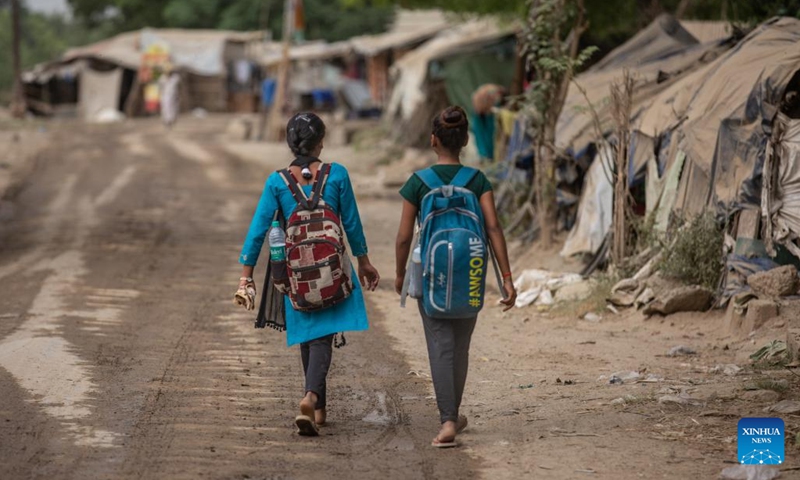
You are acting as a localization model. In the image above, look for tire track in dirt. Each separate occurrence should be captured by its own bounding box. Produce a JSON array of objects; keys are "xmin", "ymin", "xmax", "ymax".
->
[
  {"xmin": 0, "ymin": 121, "xmax": 477, "ymax": 479},
  {"xmin": 105, "ymin": 132, "xmax": 476, "ymax": 480}
]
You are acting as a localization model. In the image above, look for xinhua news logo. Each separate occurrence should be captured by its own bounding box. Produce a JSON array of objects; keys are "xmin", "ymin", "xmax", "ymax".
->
[{"xmin": 738, "ymin": 418, "xmax": 785, "ymax": 465}]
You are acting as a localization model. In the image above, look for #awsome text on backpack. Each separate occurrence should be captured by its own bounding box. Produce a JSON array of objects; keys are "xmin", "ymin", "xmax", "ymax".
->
[
  {"xmin": 407, "ymin": 166, "xmax": 503, "ymax": 319},
  {"xmin": 274, "ymin": 164, "xmax": 354, "ymax": 312}
]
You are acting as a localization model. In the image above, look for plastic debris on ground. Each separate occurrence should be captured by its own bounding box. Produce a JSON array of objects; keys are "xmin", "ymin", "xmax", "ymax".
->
[
  {"xmin": 582, "ymin": 312, "xmax": 602, "ymax": 322},
  {"xmin": 610, "ymin": 395, "xmax": 638, "ymax": 405},
  {"xmin": 710, "ymin": 364, "xmax": 742, "ymax": 376},
  {"xmin": 750, "ymin": 340, "xmax": 789, "ymax": 365},
  {"xmin": 667, "ymin": 345, "xmax": 697, "ymax": 357},
  {"xmin": 513, "ymin": 269, "xmax": 583, "ymax": 309},
  {"xmin": 658, "ymin": 393, "xmax": 703, "ymax": 406},
  {"xmin": 607, "ymin": 371, "xmax": 640, "ymax": 384}
]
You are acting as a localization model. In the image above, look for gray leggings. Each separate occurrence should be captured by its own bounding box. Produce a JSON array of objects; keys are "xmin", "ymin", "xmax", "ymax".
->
[
  {"xmin": 418, "ymin": 302, "xmax": 478, "ymax": 424},
  {"xmin": 300, "ymin": 334, "xmax": 334, "ymax": 409}
]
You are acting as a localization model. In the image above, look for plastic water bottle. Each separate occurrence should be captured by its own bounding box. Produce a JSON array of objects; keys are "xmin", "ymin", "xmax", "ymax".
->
[
  {"xmin": 412, "ymin": 245, "xmax": 421, "ymax": 265},
  {"xmin": 408, "ymin": 245, "xmax": 422, "ymax": 298},
  {"xmin": 268, "ymin": 221, "xmax": 286, "ymax": 262}
]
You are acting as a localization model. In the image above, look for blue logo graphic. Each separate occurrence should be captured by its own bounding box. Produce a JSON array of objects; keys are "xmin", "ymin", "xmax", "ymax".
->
[{"xmin": 738, "ymin": 418, "xmax": 784, "ymax": 465}]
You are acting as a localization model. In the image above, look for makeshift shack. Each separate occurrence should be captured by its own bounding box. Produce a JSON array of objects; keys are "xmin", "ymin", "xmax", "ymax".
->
[
  {"xmin": 258, "ymin": 40, "xmax": 354, "ymax": 113},
  {"xmin": 554, "ymin": 15, "xmax": 800, "ymax": 306},
  {"xmin": 385, "ymin": 19, "xmax": 518, "ymax": 147},
  {"xmin": 558, "ymin": 14, "xmax": 736, "ymax": 258},
  {"xmin": 23, "ymin": 29, "xmax": 259, "ymax": 119},
  {"xmin": 350, "ymin": 9, "xmax": 448, "ymax": 107}
]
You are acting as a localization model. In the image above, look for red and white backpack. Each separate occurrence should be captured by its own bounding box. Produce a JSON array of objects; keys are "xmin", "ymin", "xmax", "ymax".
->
[{"xmin": 277, "ymin": 163, "xmax": 354, "ymax": 312}]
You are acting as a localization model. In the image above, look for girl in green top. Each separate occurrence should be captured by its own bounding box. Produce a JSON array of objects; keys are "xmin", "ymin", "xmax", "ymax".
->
[{"xmin": 395, "ymin": 106, "xmax": 517, "ymax": 448}]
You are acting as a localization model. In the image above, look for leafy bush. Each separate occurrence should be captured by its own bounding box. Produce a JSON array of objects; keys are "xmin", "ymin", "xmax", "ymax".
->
[{"xmin": 660, "ymin": 212, "xmax": 724, "ymax": 289}]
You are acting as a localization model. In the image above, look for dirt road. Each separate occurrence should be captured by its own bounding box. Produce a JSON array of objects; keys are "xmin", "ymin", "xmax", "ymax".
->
[{"xmin": 0, "ymin": 117, "xmax": 798, "ymax": 479}]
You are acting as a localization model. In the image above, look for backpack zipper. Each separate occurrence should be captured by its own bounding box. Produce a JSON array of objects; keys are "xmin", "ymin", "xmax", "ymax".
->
[
  {"xmin": 446, "ymin": 242, "xmax": 453, "ymax": 310},
  {"xmin": 419, "ymin": 207, "xmax": 481, "ymax": 232},
  {"xmin": 286, "ymin": 238, "xmax": 344, "ymax": 258},
  {"xmin": 292, "ymin": 259, "xmax": 335, "ymax": 272}
]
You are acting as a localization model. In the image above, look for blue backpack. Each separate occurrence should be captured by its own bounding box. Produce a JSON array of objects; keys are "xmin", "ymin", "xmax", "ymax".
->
[{"xmin": 409, "ymin": 167, "xmax": 503, "ymax": 319}]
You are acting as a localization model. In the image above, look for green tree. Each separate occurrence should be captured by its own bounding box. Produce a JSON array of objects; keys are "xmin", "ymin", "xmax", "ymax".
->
[
  {"xmin": 0, "ymin": 5, "xmax": 106, "ymax": 102},
  {"xmin": 343, "ymin": 0, "xmax": 527, "ymax": 14},
  {"xmin": 520, "ymin": 0, "xmax": 597, "ymax": 246},
  {"xmin": 68, "ymin": 0, "xmax": 395, "ymax": 42},
  {"xmin": 347, "ymin": 0, "xmax": 800, "ymax": 52}
]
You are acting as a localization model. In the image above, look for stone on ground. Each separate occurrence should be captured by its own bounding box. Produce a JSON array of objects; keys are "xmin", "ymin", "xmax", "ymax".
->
[
  {"xmin": 741, "ymin": 389, "xmax": 780, "ymax": 403},
  {"xmin": 784, "ymin": 304, "xmax": 800, "ymax": 362},
  {"xmin": 635, "ymin": 287, "xmax": 655, "ymax": 309},
  {"xmin": 719, "ymin": 465, "xmax": 781, "ymax": 480},
  {"xmin": 608, "ymin": 278, "xmax": 642, "ymax": 307},
  {"xmin": 744, "ymin": 300, "xmax": 779, "ymax": 331},
  {"xmin": 764, "ymin": 399, "xmax": 800, "ymax": 414},
  {"xmin": 747, "ymin": 265, "xmax": 798, "ymax": 298},
  {"xmin": 642, "ymin": 285, "xmax": 713, "ymax": 316},
  {"xmin": 554, "ymin": 280, "xmax": 594, "ymax": 302}
]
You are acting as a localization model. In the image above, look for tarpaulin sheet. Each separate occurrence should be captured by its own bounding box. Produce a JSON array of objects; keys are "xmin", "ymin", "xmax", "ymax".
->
[
  {"xmin": 556, "ymin": 14, "xmax": 727, "ymax": 154},
  {"xmin": 721, "ymin": 253, "xmax": 780, "ymax": 303},
  {"xmin": 637, "ymin": 17, "xmax": 800, "ymax": 209},
  {"xmin": 766, "ymin": 114, "xmax": 800, "ymax": 257},
  {"xmin": 79, "ymin": 67, "xmax": 122, "ymax": 120},
  {"xmin": 654, "ymin": 150, "xmax": 686, "ymax": 232},
  {"xmin": 561, "ymin": 143, "xmax": 614, "ymax": 257},
  {"xmin": 440, "ymin": 42, "xmax": 516, "ymax": 115},
  {"xmin": 386, "ymin": 20, "xmax": 514, "ymax": 121}
]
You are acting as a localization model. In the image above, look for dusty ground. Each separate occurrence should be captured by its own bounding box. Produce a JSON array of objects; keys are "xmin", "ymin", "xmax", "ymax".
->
[{"xmin": 0, "ymin": 116, "xmax": 798, "ymax": 479}]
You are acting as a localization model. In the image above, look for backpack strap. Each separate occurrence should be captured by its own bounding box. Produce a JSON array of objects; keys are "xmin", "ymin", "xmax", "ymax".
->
[
  {"xmin": 308, "ymin": 163, "xmax": 332, "ymax": 209},
  {"xmin": 450, "ymin": 166, "xmax": 479, "ymax": 189},
  {"xmin": 416, "ymin": 168, "xmax": 445, "ymax": 190},
  {"xmin": 279, "ymin": 169, "xmax": 311, "ymax": 210}
]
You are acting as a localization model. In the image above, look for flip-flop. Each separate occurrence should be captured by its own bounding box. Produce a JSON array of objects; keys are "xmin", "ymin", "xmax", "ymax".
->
[
  {"xmin": 295, "ymin": 415, "xmax": 319, "ymax": 437},
  {"xmin": 431, "ymin": 438, "xmax": 458, "ymax": 448}
]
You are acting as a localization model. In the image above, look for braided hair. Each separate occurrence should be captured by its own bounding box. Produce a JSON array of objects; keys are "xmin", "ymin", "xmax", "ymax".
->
[
  {"xmin": 432, "ymin": 106, "xmax": 469, "ymax": 156},
  {"xmin": 286, "ymin": 112, "xmax": 326, "ymax": 157}
]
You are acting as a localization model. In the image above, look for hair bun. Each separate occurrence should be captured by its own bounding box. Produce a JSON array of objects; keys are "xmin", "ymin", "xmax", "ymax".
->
[{"xmin": 441, "ymin": 106, "xmax": 467, "ymax": 129}]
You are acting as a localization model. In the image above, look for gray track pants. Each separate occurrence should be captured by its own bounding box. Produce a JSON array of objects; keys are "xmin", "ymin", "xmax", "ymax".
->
[
  {"xmin": 418, "ymin": 302, "xmax": 478, "ymax": 424},
  {"xmin": 300, "ymin": 334, "xmax": 334, "ymax": 409}
]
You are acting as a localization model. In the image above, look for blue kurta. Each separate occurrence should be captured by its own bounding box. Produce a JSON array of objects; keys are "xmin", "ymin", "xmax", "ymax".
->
[{"xmin": 239, "ymin": 163, "xmax": 370, "ymax": 346}]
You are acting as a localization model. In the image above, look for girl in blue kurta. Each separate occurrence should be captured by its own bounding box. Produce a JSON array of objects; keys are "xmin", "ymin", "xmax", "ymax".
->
[{"xmin": 237, "ymin": 112, "xmax": 380, "ymax": 436}]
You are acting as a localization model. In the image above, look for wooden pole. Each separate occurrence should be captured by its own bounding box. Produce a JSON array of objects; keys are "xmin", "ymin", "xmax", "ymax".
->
[
  {"xmin": 256, "ymin": 0, "xmax": 273, "ymax": 141},
  {"xmin": 266, "ymin": 0, "xmax": 293, "ymax": 142},
  {"xmin": 10, "ymin": 0, "xmax": 27, "ymax": 118},
  {"xmin": 610, "ymin": 71, "xmax": 634, "ymax": 266}
]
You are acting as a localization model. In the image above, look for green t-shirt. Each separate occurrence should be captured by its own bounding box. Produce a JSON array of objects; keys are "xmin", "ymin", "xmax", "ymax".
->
[{"xmin": 399, "ymin": 165, "xmax": 493, "ymax": 208}]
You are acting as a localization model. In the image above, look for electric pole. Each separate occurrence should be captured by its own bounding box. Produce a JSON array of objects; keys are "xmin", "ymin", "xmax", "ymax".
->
[{"xmin": 10, "ymin": 0, "xmax": 27, "ymax": 118}]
